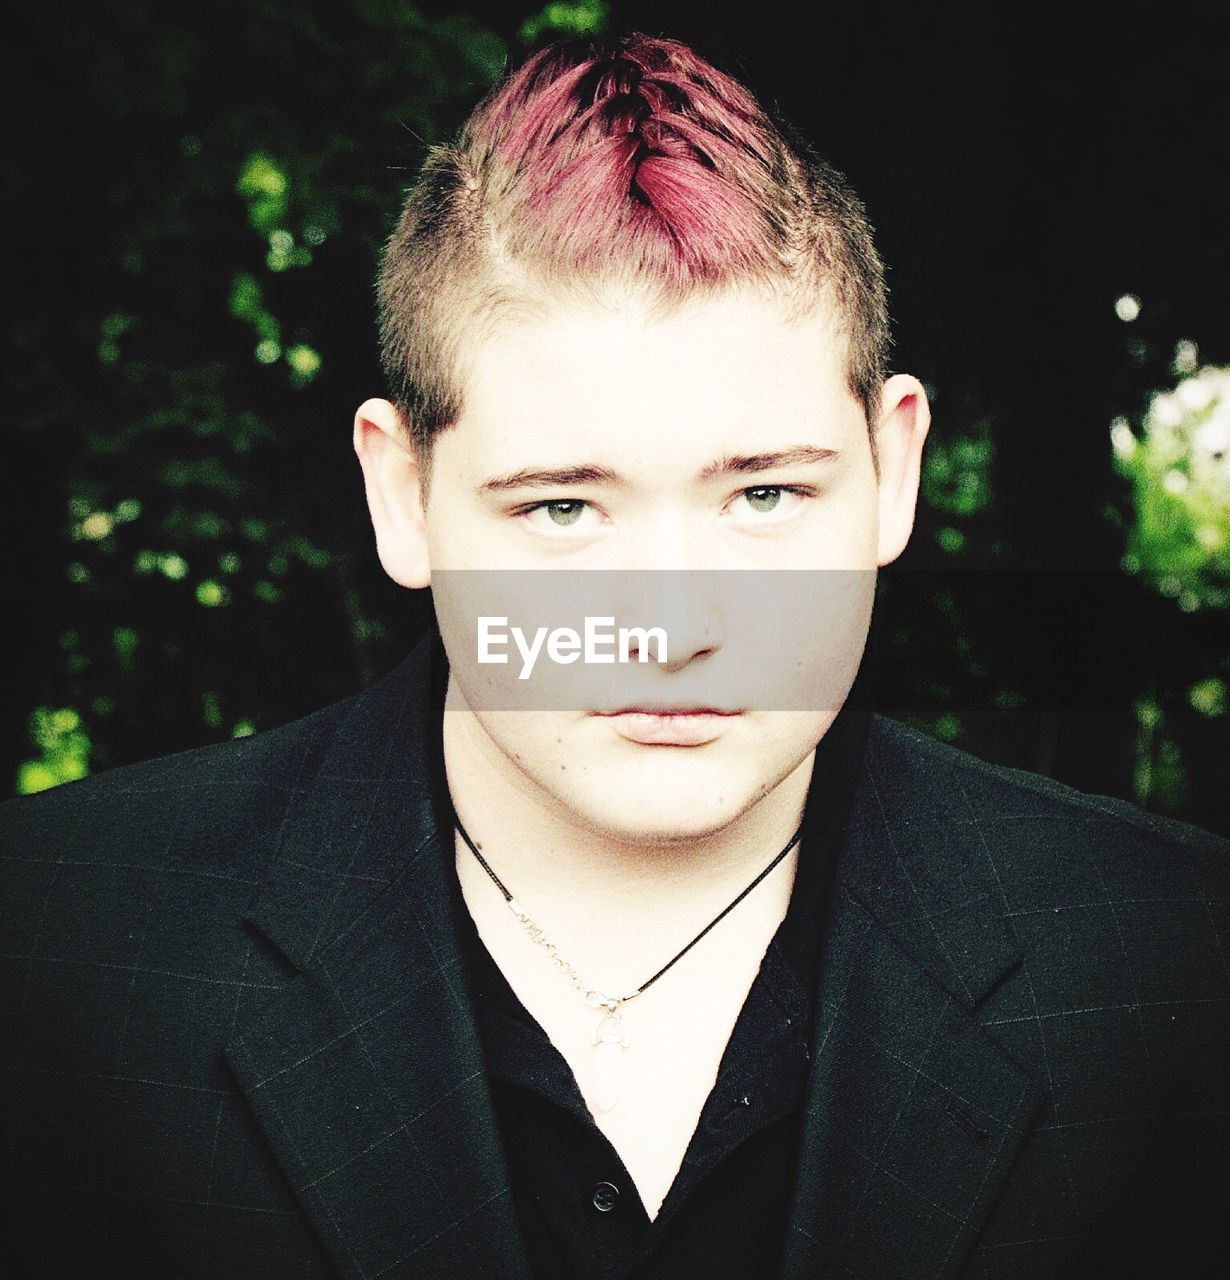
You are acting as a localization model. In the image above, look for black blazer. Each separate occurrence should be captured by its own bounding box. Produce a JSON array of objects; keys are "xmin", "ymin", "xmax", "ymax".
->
[{"xmin": 3, "ymin": 629, "xmax": 1228, "ymax": 1279}]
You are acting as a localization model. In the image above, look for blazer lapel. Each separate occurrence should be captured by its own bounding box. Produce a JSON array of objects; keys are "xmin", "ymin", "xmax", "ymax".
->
[
  {"xmin": 780, "ymin": 716, "xmax": 1048, "ymax": 1280},
  {"xmin": 222, "ymin": 631, "xmax": 532, "ymax": 1280}
]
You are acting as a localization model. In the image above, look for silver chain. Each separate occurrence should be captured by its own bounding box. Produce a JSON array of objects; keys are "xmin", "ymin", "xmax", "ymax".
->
[{"xmin": 504, "ymin": 896, "xmax": 628, "ymax": 1012}]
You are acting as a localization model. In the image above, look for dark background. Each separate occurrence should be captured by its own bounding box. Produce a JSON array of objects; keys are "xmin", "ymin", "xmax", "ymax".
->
[{"xmin": 5, "ymin": 0, "xmax": 1228, "ymax": 833}]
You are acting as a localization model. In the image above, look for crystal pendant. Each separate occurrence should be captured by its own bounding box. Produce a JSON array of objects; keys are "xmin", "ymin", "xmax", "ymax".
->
[{"xmin": 592, "ymin": 1010, "xmax": 629, "ymax": 1112}]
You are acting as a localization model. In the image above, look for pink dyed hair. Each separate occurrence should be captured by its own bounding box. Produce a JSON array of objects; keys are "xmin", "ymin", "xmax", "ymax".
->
[{"xmin": 377, "ymin": 33, "xmax": 889, "ymax": 488}]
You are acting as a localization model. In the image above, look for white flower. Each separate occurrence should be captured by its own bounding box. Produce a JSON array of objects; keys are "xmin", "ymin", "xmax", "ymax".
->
[
  {"xmin": 1110, "ymin": 419, "xmax": 1137, "ymax": 458},
  {"xmin": 1150, "ymin": 393, "xmax": 1183, "ymax": 429},
  {"xmin": 1193, "ymin": 412, "xmax": 1230, "ymax": 462},
  {"xmin": 1176, "ymin": 376, "xmax": 1216, "ymax": 413},
  {"xmin": 1191, "ymin": 406, "xmax": 1230, "ymax": 493}
]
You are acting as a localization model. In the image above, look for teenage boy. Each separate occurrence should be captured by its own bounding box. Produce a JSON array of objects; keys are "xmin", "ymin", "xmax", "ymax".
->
[{"xmin": 3, "ymin": 32, "xmax": 1228, "ymax": 1280}]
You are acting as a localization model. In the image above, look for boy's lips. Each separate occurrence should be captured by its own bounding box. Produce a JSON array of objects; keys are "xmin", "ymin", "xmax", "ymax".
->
[{"xmin": 595, "ymin": 708, "xmax": 740, "ymax": 746}]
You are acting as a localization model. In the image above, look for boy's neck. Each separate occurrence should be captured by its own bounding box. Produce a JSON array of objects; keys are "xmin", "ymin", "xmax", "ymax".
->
[{"xmin": 440, "ymin": 679, "xmax": 816, "ymax": 921}]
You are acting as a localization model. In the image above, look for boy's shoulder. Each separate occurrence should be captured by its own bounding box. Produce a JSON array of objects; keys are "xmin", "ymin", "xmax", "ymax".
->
[
  {"xmin": 0, "ymin": 670, "xmax": 418, "ymax": 995},
  {"xmin": 0, "ymin": 638, "xmax": 438, "ymax": 868},
  {"xmin": 863, "ymin": 710, "xmax": 1229, "ymax": 906},
  {"xmin": 870, "ymin": 710, "xmax": 1226, "ymax": 849},
  {"xmin": 1, "ymin": 692, "xmax": 349, "ymax": 859}
]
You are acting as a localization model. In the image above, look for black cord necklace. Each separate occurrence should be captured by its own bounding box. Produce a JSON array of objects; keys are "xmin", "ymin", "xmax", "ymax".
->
[{"xmin": 453, "ymin": 809, "xmax": 804, "ymax": 1111}]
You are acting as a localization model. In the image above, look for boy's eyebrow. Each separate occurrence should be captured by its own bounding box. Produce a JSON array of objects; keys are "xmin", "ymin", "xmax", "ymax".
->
[
  {"xmin": 479, "ymin": 446, "xmax": 842, "ymax": 493},
  {"xmin": 698, "ymin": 445, "xmax": 842, "ymax": 478}
]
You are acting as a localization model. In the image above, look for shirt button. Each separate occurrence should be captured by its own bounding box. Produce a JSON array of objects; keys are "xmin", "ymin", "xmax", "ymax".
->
[{"xmin": 591, "ymin": 1181, "xmax": 620, "ymax": 1213}]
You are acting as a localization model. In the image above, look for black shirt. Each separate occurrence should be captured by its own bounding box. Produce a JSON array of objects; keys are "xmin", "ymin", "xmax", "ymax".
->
[{"xmin": 434, "ymin": 645, "xmax": 876, "ymax": 1279}]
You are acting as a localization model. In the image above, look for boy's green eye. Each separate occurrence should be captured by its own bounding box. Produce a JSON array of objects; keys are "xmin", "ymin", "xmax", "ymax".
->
[
  {"xmin": 543, "ymin": 501, "xmax": 586, "ymax": 526},
  {"xmin": 732, "ymin": 485, "xmax": 813, "ymax": 519},
  {"xmin": 519, "ymin": 500, "xmax": 589, "ymax": 527},
  {"xmin": 743, "ymin": 487, "xmax": 784, "ymax": 512}
]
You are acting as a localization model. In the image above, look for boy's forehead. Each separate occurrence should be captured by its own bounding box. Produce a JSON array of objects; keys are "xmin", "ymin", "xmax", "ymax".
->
[{"xmin": 451, "ymin": 284, "xmax": 858, "ymax": 466}]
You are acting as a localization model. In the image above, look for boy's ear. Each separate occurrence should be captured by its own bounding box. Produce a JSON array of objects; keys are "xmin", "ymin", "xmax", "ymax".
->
[
  {"xmin": 873, "ymin": 374, "xmax": 932, "ymax": 567},
  {"xmin": 352, "ymin": 397, "xmax": 432, "ymax": 589}
]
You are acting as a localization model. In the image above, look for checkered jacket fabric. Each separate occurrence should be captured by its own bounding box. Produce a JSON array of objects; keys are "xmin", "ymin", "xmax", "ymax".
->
[{"xmin": 3, "ymin": 629, "xmax": 1228, "ymax": 1279}]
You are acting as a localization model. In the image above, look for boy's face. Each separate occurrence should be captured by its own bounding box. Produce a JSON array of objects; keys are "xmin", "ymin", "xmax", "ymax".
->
[{"xmin": 356, "ymin": 285, "xmax": 929, "ymax": 844}]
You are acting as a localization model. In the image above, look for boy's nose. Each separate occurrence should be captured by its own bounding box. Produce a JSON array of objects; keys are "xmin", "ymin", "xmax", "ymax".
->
[{"xmin": 612, "ymin": 570, "xmax": 726, "ymax": 671}]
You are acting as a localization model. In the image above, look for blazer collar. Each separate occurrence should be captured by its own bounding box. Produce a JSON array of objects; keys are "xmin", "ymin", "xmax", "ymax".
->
[{"xmin": 225, "ymin": 628, "xmax": 1044, "ymax": 1280}]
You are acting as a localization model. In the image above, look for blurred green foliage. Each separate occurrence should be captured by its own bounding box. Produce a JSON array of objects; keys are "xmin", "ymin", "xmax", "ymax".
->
[
  {"xmin": 920, "ymin": 415, "xmax": 995, "ymax": 558},
  {"xmin": 1112, "ymin": 364, "xmax": 1230, "ymax": 612},
  {"xmin": 18, "ymin": 709, "xmax": 92, "ymax": 795},
  {"xmin": 1107, "ymin": 359, "xmax": 1230, "ymax": 811},
  {"xmin": 519, "ymin": 0, "xmax": 609, "ymax": 44}
]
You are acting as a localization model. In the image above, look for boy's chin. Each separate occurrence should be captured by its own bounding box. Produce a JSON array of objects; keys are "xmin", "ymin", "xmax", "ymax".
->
[{"xmin": 537, "ymin": 779, "xmax": 764, "ymax": 846}]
